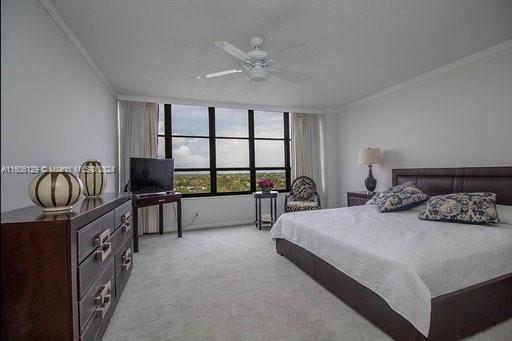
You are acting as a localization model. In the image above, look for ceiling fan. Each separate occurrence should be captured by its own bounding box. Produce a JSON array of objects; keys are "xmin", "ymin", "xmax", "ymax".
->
[{"xmin": 204, "ymin": 35, "xmax": 311, "ymax": 83}]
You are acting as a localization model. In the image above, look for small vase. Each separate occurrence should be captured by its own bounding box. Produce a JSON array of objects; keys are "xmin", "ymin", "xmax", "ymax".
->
[
  {"xmin": 79, "ymin": 160, "xmax": 106, "ymax": 197},
  {"xmin": 28, "ymin": 171, "xmax": 83, "ymax": 213},
  {"xmin": 261, "ymin": 186, "xmax": 271, "ymax": 193}
]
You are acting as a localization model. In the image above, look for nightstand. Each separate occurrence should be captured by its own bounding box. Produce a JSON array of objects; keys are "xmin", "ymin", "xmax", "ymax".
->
[{"xmin": 347, "ymin": 191, "xmax": 375, "ymax": 207}]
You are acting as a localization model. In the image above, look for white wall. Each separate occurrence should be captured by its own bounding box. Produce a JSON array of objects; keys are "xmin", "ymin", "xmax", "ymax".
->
[
  {"xmin": 161, "ymin": 193, "xmax": 287, "ymax": 232},
  {"xmin": 324, "ymin": 110, "xmax": 341, "ymax": 208},
  {"xmin": 330, "ymin": 46, "xmax": 512, "ymax": 207},
  {"xmin": 1, "ymin": 0, "xmax": 117, "ymax": 212}
]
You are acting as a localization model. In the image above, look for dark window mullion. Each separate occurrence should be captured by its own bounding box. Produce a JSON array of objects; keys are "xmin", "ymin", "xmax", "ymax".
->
[
  {"xmin": 216, "ymin": 168, "xmax": 251, "ymax": 172},
  {"xmin": 284, "ymin": 112, "xmax": 291, "ymax": 191},
  {"xmin": 171, "ymin": 134, "xmax": 210, "ymax": 139},
  {"xmin": 248, "ymin": 110, "xmax": 256, "ymax": 192},
  {"xmin": 253, "ymin": 137, "xmax": 286, "ymax": 141},
  {"xmin": 208, "ymin": 107, "xmax": 216, "ymax": 194},
  {"xmin": 254, "ymin": 167, "xmax": 287, "ymax": 171},
  {"xmin": 215, "ymin": 136, "xmax": 249, "ymax": 140},
  {"xmin": 164, "ymin": 104, "xmax": 172, "ymax": 159},
  {"xmin": 175, "ymin": 168, "xmax": 210, "ymax": 172}
]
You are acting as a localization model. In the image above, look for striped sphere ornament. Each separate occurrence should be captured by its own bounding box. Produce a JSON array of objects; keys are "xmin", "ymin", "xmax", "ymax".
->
[
  {"xmin": 79, "ymin": 160, "xmax": 106, "ymax": 197},
  {"xmin": 28, "ymin": 171, "xmax": 83, "ymax": 212}
]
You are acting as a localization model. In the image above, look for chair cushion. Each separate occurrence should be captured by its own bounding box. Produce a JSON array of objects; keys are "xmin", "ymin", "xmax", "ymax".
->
[
  {"xmin": 286, "ymin": 201, "xmax": 319, "ymax": 211},
  {"xmin": 418, "ymin": 192, "xmax": 499, "ymax": 225}
]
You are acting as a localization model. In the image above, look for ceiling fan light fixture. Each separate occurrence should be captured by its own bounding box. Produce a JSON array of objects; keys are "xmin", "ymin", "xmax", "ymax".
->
[{"xmin": 246, "ymin": 67, "xmax": 269, "ymax": 82}]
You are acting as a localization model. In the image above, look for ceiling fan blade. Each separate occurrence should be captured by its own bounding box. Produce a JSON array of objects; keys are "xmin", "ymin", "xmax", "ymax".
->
[
  {"xmin": 214, "ymin": 42, "xmax": 249, "ymax": 60},
  {"xmin": 272, "ymin": 43, "xmax": 312, "ymax": 58},
  {"xmin": 205, "ymin": 69, "xmax": 243, "ymax": 78},
  {"xmin": 270, "ymin": 66, "xmax": 311, "ymax": 83}
]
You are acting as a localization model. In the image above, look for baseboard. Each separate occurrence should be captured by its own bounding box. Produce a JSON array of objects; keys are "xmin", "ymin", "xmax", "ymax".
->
[{"xmin": 162, "ymin": 219, "xmax": 256, "ymax": 232}]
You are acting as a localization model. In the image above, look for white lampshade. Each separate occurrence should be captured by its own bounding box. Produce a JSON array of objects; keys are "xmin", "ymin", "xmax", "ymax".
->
[{"xmin": 358, "ymin": 148, "xmax": 381, "ymax": 165}]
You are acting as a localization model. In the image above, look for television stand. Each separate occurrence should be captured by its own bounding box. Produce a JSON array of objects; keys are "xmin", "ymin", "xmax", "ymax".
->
[
  {"xmin": 132, "ymin": 192, "xmax": 182, "ymax": 252},
  {"xmin": 136, "ymin": 191, "xmax": 172, "ymax": 197}
]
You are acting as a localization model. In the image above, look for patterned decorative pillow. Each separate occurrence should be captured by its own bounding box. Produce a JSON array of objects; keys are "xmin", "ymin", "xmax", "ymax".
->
[
  {"xmin": 375, "ymin": 182, "xmax": 429, "ymax": 212},
  {"xmin": 418, "ymin": 192, "xmax": 499, "ymax": 225},
  {"xmin": 366, "ymin": 182, "xmax": 416, "ymax": 205}
]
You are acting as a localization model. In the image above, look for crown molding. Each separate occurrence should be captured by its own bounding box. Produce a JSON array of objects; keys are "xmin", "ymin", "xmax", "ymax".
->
[
  {"xmin": 117, "ymin": 94, "xmax": 325, "ymax": 115},
  {"xmin": 39, "ymin": 0, "xmax": 117, "ymax": 98},
  {"xmin": 324, "ymin": 108, "xmax": 338, "ymax": 114},
  {"xmin": 336, "ymin": 39, "xmax": 512, "ymax": 113}
]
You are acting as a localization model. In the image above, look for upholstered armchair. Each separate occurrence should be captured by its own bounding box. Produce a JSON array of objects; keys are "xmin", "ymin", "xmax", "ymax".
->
[{"xmin": 285, "ymin": 176, "xmax": 321, "ymax": 212}]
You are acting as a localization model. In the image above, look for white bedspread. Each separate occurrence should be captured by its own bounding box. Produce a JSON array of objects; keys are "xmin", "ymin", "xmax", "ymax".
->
[{"xmin": 270, "ymin": 205, "xmax": 512, "ymax": 337}]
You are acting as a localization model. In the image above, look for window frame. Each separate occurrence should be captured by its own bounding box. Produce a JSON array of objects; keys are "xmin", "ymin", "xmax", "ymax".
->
[{"xmin": 160, "ymin": 104, "xmax": 290, "ymax": 197}]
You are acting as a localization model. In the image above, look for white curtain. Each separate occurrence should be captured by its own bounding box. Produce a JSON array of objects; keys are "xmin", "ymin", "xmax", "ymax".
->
[
  {"xmin": 119, "ymin": 101, "xmax": 159, "ymax": 234},
  {"xmin": 291, "ymin": 113, "xmax": 325, "ymax": 204}
]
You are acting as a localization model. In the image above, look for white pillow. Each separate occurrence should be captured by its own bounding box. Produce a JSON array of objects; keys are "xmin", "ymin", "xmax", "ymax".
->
[{"xmin": 497, "ymin": 204, "xmax": 512, "ymax": 225}]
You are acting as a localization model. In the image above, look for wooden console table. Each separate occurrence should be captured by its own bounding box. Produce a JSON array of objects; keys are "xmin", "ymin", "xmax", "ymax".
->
[{"xmin": 132, "ymin": 192, "xmax": 182, "ymax": 252}]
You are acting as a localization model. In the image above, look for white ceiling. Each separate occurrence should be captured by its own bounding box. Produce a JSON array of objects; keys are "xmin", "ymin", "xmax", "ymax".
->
[{"xmin": 51, "ymin": 0, "xmax": 512, "ymax": 111}]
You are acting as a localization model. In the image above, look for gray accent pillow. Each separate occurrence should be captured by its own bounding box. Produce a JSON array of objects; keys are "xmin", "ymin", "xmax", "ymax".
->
[
  {"xmin": 418, "ymin": 192, "xmax": 499, "ymax": 225},
  {"xmin": 372, "ymin": 182, "xmax": 429, "ymax": 212}
]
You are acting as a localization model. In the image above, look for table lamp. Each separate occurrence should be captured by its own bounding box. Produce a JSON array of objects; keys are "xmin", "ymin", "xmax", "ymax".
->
[{"xmin": 358, "ymin": 147, "xmax": 381, "ymax": 194}]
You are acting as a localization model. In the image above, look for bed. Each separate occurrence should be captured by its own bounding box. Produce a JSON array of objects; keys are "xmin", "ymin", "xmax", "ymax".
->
[{"xmin": 271, "ymin": 167, "xmax": 512, "ymax": 340}]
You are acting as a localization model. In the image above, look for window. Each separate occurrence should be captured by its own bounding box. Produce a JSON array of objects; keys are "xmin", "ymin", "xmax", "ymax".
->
[{"xmin": 158, "ymin": 104, "xmax": 290, "ymax": 196}]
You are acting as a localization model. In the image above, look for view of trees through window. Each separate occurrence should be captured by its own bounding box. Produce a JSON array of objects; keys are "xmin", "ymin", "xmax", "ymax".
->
[{"xmin": 158, "ymin": 104, "xmax": 290, "ymax": 196}]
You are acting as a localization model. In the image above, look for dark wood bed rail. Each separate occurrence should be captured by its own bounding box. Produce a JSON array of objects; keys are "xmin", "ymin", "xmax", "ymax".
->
[{"xmin": 276, "ymin": 238, "xmax": 512, "ymax": 341}]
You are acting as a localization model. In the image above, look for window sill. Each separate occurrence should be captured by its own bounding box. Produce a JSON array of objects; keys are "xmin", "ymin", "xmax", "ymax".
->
[{"xmin": 180, "ymin": 190, "xmax": 289, "ymax": 200}]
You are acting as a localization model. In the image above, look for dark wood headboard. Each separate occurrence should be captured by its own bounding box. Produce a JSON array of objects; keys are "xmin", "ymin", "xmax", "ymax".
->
[{"xmin": 392, "ymin": 167, "xmax": 512, "ymax": 205}]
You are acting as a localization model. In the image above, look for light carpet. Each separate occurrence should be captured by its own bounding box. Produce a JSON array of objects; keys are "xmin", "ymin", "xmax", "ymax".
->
[{"xmin": 103, "ymin": 225, "xmax": 512, "ymax": 340}]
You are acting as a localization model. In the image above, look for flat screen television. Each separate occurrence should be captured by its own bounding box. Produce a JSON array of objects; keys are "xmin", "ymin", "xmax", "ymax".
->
[{"xmin": 130, "ymin": 157, "xmax": 174, "ymax": 193}]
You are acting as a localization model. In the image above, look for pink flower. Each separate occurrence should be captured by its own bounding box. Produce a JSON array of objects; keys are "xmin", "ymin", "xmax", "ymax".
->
[{"xmin": 257, "ymin": 177, "xmax": 274, "ymax": 188}]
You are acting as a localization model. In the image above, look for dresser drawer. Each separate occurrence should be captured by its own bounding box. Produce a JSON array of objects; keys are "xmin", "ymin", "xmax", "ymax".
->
[
  {"xmin": 79, "ymin": 285, "xmax": 115, "ymax": 341},
  {"xmin": 116, "ymin": 240, "xmax": 133, "ymax": 299},
  {"xmin": 111, "ymin": 219, "xmax": 132, "ymax": 253},
  {"xmin": 78, "ymin": 211, "xmax": 115, "ymax": 263},
  {"xmin": 114, "ymin": 200, "xmax": 132, "ymax": 230},
  {"xmin": 79, "ymin": 258, "xmax": 115, "ymax": 332},
  {"xmin": 115, "ymin": 236, "xmax": 133, "ymax": 274},
  {"xmin": 78, "ymin": 236, "xmax": 114, "ymax": 299}
]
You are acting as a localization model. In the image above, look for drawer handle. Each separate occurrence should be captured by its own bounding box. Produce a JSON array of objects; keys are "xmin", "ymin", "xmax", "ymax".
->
[
  {"xmin": 121, "ymin": 211, "xmax": 131, "ymax": 224},
  {"xmin": 95, "ymin": 242, "xmax": 112, "ymax": 262},
  {"xmin": 94, "ymin": 280, "xmax": 112, "ymax": 306},
  {"xmin": 121, "ymin": 222, "xmax": 132, "ymax": 234},
  {"xmin": 121, "ymin": 248, "xmax": 132, "ymax": 271},
  {"xmin": 95, "ymin": 229, "xmax": 111, "ymax": 247},
  {"xmin": 158, "ymin": 199, "xmax": 166, "ymax": 202},
  {"xmin": 96, "ymin": 294, "xmax": 112, "ymax": 320}
]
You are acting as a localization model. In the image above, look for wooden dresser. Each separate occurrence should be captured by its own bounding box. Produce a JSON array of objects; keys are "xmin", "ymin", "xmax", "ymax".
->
[{"xmin": 1, "ymin": 193, "xmax": 133, "ymax": 341}]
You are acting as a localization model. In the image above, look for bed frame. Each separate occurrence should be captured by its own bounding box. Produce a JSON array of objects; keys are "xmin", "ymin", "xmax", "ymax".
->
[{"xmin": 275, "ymin": 167, "xmax": 512, "ymax": 340}]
